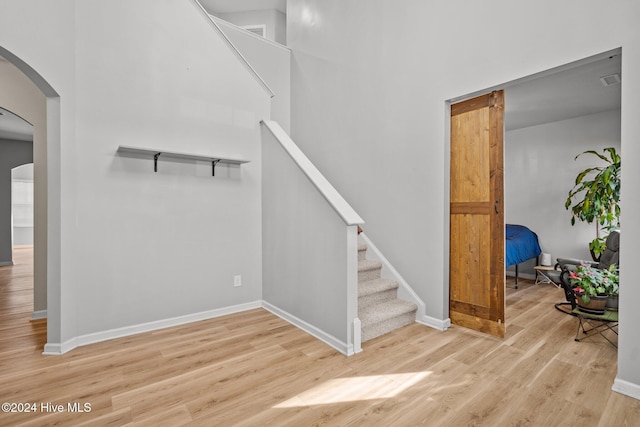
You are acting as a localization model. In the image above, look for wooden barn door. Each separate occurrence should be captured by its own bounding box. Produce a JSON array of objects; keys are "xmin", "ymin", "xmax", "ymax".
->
[{"xmin": 449, "ymin": 91, "xmax": 505, "ymax": 338}]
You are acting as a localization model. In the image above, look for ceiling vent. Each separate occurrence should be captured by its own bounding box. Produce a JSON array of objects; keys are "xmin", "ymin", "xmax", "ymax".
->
[{"xmin": 600, "ymin": 73, "xmax": 621, "ymax": 86}]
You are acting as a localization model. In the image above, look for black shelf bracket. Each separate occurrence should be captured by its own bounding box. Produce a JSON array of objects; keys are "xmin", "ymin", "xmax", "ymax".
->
[
  {"xmin": 153, "ymin": 152, "xmax": 161, "ymax": 172},
  {"xmin": 117, "ymin": 146, "xmax": 249, "ymax": 177}
]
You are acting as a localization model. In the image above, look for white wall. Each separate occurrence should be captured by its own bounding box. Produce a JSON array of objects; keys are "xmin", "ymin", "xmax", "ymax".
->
[
  {"xmin": 505, "ymin": 109, "xmax": 621, "ymax": 272},
  {"xmin": 215, "ymin": 9, "xmax": 287, "ymax": 45},
  {"xmin": 0, "ymin": 59, "xmax": 47, "ymax": 313},
  {"xmin": 214, "ymin": 17, "xmax": 291, "ymax": 132},
  {"xmin": 0, "ymin": 0, "xmax": 270, "ymax": 351},
  {"xmin": 287, "ymin": 0, "xmax": 640, "ymax": 397},
  {"xmin": 262, "ymin": 125, "xmax": 351, "ymax": 352},
  {"xmin": 71, "ymin": 0, "xmax": 269, "ymax": 339}
]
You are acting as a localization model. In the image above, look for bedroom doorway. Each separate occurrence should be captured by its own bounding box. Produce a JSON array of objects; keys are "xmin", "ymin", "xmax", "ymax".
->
[
  {"xmin": 448, "ymin": 49, "xmax": 621, "ymax": 339},
  {"xmin": 449, "ymin": 90, "xmax": 505, "ymax": 338}
]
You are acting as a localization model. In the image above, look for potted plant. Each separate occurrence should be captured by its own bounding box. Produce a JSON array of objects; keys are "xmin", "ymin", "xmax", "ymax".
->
[
  {"xmin": 603, "ymin": 264, "xmax": 619, "ymax": 311},
  {"xmin": 565, "ymin": 147, "xmax": 621, "ymax": 260},
  {"xmin": 569, "ymin": 263, "xmax": 619, "ymax": 313}
]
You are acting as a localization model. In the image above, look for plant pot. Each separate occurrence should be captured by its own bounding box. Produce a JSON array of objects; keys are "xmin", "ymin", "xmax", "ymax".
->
[
  {"xmin": 575, "ymin": 294, "xmax": 607, "ymax": 315},
  {"xmin": 605, "ymin": 295, "xmax": 619, "ymax": 311}
]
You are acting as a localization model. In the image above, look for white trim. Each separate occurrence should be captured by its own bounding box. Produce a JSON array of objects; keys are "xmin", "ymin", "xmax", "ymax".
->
[
  {"xmin": 0, "ymin": 261, "xmax": 14, "ymax": 266},
  {"xmin": 612, "ymin": 378, "xmax": 640, "ymax": 400},
  {"xmin": 347, "ymin": 225, "xmax": 361, "ymax": 354},
  {"xmin": 212, "ymin": 17, "xmax": 290, "ymax": 53},
  {"xmin": 189, "ymin": 0, "xmax": 274, "ymax": 98},
  {"xmin": 42, "ymin": 301, "xmax": 262, "ymax": 355},
  {"xmin": 261, "ymin": 120, "xmax": 364, "ymax": 226},
  {"xmin": 41, "ymin": 300, "xmax": 360, "ymax": 357},
  {"xmin": 359, "ymin": 233, "xmax": 450, "ymax": 331},
  {"xmin": 43, "ymin": 339, "xmax": 76, "ymax": 355},
  {"xmin": 417, "ymin": 316, "xmax": 451, "ymax": 332},
  {"xmin": 262, "ymin": 300, "xmax": 353, "ymax": 356},
  {"xmin": 352, "ymin": 317, "xmax": 362, "ymax": 354},
  {"xmin": 359, "ymin": 232, "xmax": 443, "ymax": 329},
  {"xmin": 31, "ymin": 310, "xmax": 47, "ymax": 320}
]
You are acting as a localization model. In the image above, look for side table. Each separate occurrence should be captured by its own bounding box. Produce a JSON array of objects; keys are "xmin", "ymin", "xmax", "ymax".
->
[{"xmin": 533, "ymin": 265, "xmax": 561, "ymax": 287}]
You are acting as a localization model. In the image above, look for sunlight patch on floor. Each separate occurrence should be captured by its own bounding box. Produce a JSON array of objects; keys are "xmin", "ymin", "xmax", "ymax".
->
[{"xmin": 274, "ymin": 372, "xmax": 432, "ymax": 408}]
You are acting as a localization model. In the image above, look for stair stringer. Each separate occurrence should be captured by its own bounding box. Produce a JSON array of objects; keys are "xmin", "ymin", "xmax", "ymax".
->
[{"xmin": 358, "ymin": 233, "xmax": 450, "ymax": 332}]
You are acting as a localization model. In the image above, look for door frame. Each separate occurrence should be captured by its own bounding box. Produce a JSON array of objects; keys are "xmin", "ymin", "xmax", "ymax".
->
[{"xmin": 443, "ymin": 49, "xmax": 623, "ymax": 331}]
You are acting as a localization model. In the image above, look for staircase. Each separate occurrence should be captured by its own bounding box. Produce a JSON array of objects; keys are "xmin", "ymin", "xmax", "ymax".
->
[{"xmin": 358, "ymin": 242, "xmax": 417, "ymax": 342}]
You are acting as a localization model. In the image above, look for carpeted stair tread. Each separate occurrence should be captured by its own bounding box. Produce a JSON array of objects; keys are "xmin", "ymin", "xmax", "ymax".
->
[
  {"xmin": 359, "ymin": 299, "xmax": 417, "ymax": 324},
  {"xmin": 357, "ymin": 240, "xmax": 416, "ymax": 342},
  {"xmin": 358, "ymin": 243, "xmax": 368, "ymax": 261},
  {"xmin": 358, "ymin": 278, "xmax": 399, "ymax": 298},
  {"xmin": 358, "ymin": 259, "xmax": 383, "ymax": 282},
  {"xmin": 358, "ymin": 259, "xmax": 382, "ymax": 272}
]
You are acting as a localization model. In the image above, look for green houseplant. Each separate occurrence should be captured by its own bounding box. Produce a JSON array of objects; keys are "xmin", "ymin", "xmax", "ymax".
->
[
  {"xmin": 565, "ymin": 147, "xmax": 621, "ymax": 259},
  {"xmin": 569, "ymin": 263, "xmax": 619, "ymax": 305}
]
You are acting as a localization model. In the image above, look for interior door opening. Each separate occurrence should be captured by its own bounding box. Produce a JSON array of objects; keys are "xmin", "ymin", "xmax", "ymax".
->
[{"xmin": 447, "ymin": 49, "xmax": 621, "ymax": 338}]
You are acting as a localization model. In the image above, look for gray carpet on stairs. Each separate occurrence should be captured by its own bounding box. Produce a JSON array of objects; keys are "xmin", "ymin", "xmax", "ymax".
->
[{"xmin": 358, "ymin": 243, "xmax": 417, "ymax": 342}]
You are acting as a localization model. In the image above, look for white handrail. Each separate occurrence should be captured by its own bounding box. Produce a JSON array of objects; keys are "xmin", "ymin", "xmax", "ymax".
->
[
  {"xmin": 261, "ymin": 120, "xmax": 364, "ymax": 226},
  {"xmin": 190, "ymin": 0, "xmax": 275, "ymax": 98}
]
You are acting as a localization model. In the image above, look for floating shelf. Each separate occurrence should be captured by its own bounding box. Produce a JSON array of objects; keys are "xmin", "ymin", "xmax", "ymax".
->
[{"xmin": 117, "ymin": 145, "xmax": 250, "ymax": 176}]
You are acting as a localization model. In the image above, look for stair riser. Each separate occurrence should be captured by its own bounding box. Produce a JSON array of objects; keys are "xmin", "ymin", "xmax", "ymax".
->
[
  {"xmin": 362, "ymin": 311, "xmax": 416, "ymax": 342},
  {"xmin": 358, "ymin": 267, "xmax": 381, "ymax": 283},
  {"xmin": 358, "ymin": 249, "xmax": 367, "ymax": 261},
  {"xmin": 358, "ymin": 289, "xmax": 398, "ymax": 311}
]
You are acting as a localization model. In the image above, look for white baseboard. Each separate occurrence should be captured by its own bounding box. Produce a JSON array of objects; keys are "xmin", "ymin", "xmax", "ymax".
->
[
  {"xmin": 612, "ymin": 378, "xmax": 640, "ymax": 400},
  {"xmin": 417, "ymin": 315, "xmax": 451, "ymax": 331},
  {"xmin": 43, "ymin": 339, "xmax": 77, "ymax": 355},
  {"xmin": 42, "ymin": 301, "xmax": 262, "ymax": 355},
  {"xmin": 32, "ymin": 310, "xmax": 47, "ymax": 320},
  {"xmin": 262, "ymin": 300, "xmax": 352, "ymax": 356}
]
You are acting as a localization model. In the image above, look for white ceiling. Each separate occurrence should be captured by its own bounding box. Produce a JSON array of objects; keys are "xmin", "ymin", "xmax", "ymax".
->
[
  {"xmin": 504, "ymin": 52, "xmax": 621, "ymax": 131},
  {"xmin": 0, "ymin": 107, "xmax": 33, "ymax": 142},
  {"xmin": 198, "ymin": 0, "xmax": 286, "ymax": 14},
  {"xmin": 0, "ymin": 55, "xmax": 34, "ymax": 142}
]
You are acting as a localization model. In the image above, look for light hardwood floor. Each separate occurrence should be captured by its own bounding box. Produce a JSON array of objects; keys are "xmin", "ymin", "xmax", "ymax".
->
[{"xmin": 1, "ymin": 247, "xmax": 639, "ymax": 426}]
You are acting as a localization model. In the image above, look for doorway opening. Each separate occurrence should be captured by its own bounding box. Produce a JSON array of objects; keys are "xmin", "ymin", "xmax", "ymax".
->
[
  {"xmin": 1, "ymin": 46, "xmax": 62, "ymax": 352},
  {"xmin": 0, "ymin": 109, "xmax": 41, "ymax": 349},
  {"xmin": 448, "ymin": 49, "xmax": 622, "ymax": 337}
]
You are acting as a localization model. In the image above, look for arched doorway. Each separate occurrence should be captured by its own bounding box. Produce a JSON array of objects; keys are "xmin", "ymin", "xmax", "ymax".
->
[{"xmin": 0, "ymin": 46, "xmax": 61, "ymax": 350}]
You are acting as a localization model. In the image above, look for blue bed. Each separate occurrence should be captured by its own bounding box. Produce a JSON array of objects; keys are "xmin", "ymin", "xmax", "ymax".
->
[{"xmin": 506, "ymin": 224, "xmax": 542, "ymax": 287}]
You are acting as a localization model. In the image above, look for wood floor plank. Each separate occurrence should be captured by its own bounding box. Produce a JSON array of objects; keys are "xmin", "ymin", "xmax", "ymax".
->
[{"xmin": 0, "ymin": 249, "xmax": 637, "ymax": 426}]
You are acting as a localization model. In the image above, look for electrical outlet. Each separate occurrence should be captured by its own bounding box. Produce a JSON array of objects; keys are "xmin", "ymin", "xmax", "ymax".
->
[{"xmin": 234, "ymin": 275, "xmax": 242, "ymax": 287}]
